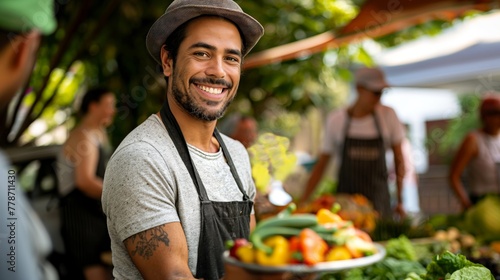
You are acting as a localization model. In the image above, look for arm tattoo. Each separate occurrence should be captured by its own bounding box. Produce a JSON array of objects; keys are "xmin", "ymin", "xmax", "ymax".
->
[{"xmin": 126, "ymin": 225, "xmax": 170, "ymax": 260}]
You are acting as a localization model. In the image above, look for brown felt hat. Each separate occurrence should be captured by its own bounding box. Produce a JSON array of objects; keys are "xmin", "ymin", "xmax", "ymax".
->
[
  {"xmin": 355, "ymin": 66, "xmax": 390, "ymax": 91},
  {"xmin": 146, "ymin": 0, "xmax": 264, "ymax": 65}
]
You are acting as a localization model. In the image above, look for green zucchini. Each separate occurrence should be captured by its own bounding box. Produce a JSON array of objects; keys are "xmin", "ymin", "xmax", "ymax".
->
[
  {"xmin": 276, "ymin": 203, "xmax": 297, "ymax": 218},
  {"xmin": 254, "ymin": 213, "xmax": 318, "ymax": 232}
]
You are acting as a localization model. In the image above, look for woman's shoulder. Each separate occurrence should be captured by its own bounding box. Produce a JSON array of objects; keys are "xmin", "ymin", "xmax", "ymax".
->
[
  {"xmin": 63, "ymin": 126, "xmax": 101, "ymax": 155},
  {"xmin": 376, "ymin": 104, "xmax": 398, "ymax": 116}
]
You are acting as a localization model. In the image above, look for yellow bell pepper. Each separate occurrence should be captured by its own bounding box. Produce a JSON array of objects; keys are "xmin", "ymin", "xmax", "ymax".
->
[
  {"xmin": 325, "ymin": 246, "xmax": 352, "ymax": 261},
  {"xmin": 255, "ymin": 235, "xmax": 290, "ymax": 266},
  {"xmin": 235, "ymin": 243, "xmax": 255, "ymax": 264}
]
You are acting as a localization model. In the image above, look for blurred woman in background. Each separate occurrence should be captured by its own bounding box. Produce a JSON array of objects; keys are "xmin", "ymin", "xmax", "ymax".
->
[
  {"xmin": 57, "ymin": 87, "xmax": 116, "ymax": 280},
  {"xmin": 449, "ymin": 93, "xmax": 500, "ymax": 210}
]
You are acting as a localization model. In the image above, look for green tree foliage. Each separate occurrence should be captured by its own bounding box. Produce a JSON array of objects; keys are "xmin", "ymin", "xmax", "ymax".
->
[
  {"xmin": 1, "ymin": 0, "xmax": 477, "ymax": 147},
  {"xmin": 436, "ymin": 93, "xmax": 482, "ymax": 163}
]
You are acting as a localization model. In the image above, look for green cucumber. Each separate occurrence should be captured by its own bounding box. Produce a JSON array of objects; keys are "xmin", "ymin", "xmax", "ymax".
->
[
  {"xmin": 254, "ymin": 213, "xmax": 318, "ymax": 232},
  {"xmin": 309, "ymin": 224, "xmax": 339, "ymax": 234},
  {"xmin": 309, "ymin": 221, "xmax": 352, "ymax": 234},
  {"xmin": 276, "ymin": 203, "xmax": 297, "ymax": 218}
]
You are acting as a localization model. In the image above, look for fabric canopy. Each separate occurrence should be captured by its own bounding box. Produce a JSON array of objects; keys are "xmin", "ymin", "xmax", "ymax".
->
[
  {"xmin": 374, "ymin": 11, "xmax": 500, "ymax": 92},
  {"xmin": 242, "ymin": 0, "xmax": 500, "ymax": 70}
]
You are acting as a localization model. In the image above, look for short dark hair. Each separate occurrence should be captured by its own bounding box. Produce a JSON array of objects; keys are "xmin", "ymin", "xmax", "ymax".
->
[
  {"xmin": 0, "ymin": 29, "xmax": 22, "ymax": 53},
  {"xmin": 79, "ymin": 87, "xmax": 112, "ymax": 116}
]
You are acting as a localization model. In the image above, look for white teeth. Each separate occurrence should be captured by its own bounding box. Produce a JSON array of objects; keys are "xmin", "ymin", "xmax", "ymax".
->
[{"xmin": 198, "ymin": 85, "xmax": 223, "ymax": 95}]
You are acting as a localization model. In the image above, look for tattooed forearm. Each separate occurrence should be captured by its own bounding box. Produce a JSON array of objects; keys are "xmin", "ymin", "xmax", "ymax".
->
[{"xmin": 125, "ymin": 225, "xmax": 170, "ymax": 260}]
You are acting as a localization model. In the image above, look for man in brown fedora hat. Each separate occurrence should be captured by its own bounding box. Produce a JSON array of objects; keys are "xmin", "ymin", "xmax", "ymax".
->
[
  {"xmin": 300, "ymin": 66, "xmax": 406, "ymax": 220},
  {"xmin": 102, "ymin": 0, "xmax": 264, "ymax": 279}
]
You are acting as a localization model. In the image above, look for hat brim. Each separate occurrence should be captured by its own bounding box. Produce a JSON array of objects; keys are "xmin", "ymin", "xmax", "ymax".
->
[
  {"xmin": 364, "ymin": 81, "xmax": 390, "ymax": 91},
  {"xmin": 146, "ymin": 5, "xmax": 264, "ymax": 65}
]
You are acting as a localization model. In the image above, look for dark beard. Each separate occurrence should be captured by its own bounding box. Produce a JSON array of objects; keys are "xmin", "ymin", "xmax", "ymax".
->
[{"xmin": 171, "ymin": 75, "xmax": 234, "ymax": 122}]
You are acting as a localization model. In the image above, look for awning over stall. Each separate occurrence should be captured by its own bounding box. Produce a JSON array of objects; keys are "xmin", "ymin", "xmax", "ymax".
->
[
  {"xmin": 243, "ymin": 0, "xmax": 500, "ymax": 70},
  {"xmin": 374, "ymin": 11, "xmax": 500, "ymax": 92}
]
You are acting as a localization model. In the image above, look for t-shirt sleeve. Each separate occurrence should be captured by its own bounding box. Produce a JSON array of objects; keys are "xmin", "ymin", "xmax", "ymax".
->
[{"xmin": 102, "ymin": 141, "xmax": 179, "ymax": 242}]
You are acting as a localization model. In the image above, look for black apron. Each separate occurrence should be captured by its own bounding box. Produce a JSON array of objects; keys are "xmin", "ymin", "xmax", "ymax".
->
[
  {"xmin": 336, "ymin": 111, "xmax": 392, "ymax": 218},
  {"xmin": 159, "ymin": 101, "xmax": 253, "ymax": 280}
]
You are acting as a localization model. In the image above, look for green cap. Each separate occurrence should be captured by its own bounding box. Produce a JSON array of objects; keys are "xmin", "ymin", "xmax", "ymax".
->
[{"xmin": 0, "ymin": 0, "xmax": 57, "ymax": 34}]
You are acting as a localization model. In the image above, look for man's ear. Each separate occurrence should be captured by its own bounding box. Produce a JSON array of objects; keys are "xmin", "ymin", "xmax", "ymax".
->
[
  {"xmin": 160, "ymin": 45, "xmax": 173, "ymax": 77},
  {"xmin": 10, "ymin": 32, "xmax": 41, "ymax": 72}
]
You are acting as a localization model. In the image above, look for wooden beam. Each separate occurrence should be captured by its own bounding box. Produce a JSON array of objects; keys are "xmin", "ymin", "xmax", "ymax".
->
[{"xmin": 243, "ymin": 0, "xmax": 499, "ymax": 70}]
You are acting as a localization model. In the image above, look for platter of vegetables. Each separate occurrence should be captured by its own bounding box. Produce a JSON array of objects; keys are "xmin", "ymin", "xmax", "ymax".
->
[{"xmin": 224, "ymin": 203, "xmax": 386, "ymax": 273}]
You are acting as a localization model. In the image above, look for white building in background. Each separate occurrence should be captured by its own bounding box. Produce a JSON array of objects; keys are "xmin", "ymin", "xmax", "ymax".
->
[
  {"xmin": 381, "ymin": 88, "xmax": 461, "ymax": 174},
  {"xmin": 366, "ymin": 10, "xmax": 500, "ymax": 173}
]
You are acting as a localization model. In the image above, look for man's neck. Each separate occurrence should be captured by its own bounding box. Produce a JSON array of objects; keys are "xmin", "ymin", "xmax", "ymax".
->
[
  {"xmin": 349, "ymin": 103, "xmax": 375, "ymax": 118},
  {"xmin": 158, "ymin": 101, "xmax": 219, "ymax": 153}
]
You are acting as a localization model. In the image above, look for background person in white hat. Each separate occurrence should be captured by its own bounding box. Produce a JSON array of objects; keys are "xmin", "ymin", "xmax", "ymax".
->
[
  {"xmin": 0, "ymin": 0, "xmax": 58, "ymax": 279},
  {"xmin": 102, "ymin": 0, "xmax": 263, "ymax": 279},
  {"xmin": 300, "ymin": 66, "xmax": 407, "ymax": 220}
]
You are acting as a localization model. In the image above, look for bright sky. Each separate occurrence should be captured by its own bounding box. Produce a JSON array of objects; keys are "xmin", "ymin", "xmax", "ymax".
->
[{"xmin": 371, "ymin": 11, "xmax": 500, "ymax": 66}]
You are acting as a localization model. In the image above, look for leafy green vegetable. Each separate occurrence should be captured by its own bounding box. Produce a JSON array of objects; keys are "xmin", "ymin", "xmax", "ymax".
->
[
  {"xmin": 405, "ymin": 272, "xmax": 423, "ymax": 280},
  {"xmin": 365, "ymin": 257, "xmax": 426, "ymax": 279},
  {"xmin": 385, "ymin": 235, "xmax": 418, "ymax": 261},
  {"xmin": 319, "ymin": 238, "xmax": 494, "ymax": 280},
  {"xmin": 423, "ymin": 251, "xmax": 493, "ymax": 280},
  {"xmin": 465, "ymin": 195, "xmax": 500, "ymax": 242},
  {"xmin": 450, "ymin": 266, "xmax": 495, "ymax": 280}
]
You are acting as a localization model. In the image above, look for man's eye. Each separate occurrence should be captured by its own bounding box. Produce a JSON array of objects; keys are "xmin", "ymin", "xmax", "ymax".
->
[
  {"xmin": 226, "ymin": 56, "xmax": 240, "ymax": 63},
  {"xmin": 194, "ymin": 52, "xmax": 208, "ymax": 57}
]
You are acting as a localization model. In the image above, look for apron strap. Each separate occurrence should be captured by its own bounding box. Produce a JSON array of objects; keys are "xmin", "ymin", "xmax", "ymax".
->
[
  {"xmin": 159, "ymin": 102, "xmax": 210, "ymax": 201},
  {"xmin": 213, "ymin": 129, "xmax": 250, "ymax": 200},
  {"xmin": 159, "ymin": 101, "xmax": 250, "ymax": 201}
]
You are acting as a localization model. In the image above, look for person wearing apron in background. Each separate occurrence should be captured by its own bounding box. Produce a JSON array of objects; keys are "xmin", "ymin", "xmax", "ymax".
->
[
  {"xmin": 449, "ymin": 93, "xmax": 500, "ymax": 210},
  {"xmin": 101, "ymin": 1, "xmax": 264, "ymax": 279},
  {"xmin": 300, "ymin": 66, "xmax": 406, "ymax": 220}
]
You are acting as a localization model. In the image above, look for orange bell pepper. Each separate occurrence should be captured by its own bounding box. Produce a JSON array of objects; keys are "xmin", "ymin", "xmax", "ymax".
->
[{"xmin": 299, "ymin": 228, "xmax": 328, "ymax": 265}]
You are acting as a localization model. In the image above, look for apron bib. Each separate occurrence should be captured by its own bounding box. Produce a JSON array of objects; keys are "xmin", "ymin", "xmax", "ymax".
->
[
  {"xmin": 337, "ymin": 111, "xmax": 392, "ymax": 218},
  {"xmin": 159, "ymin": 102, "xmax": 253, "ymax": 280}
]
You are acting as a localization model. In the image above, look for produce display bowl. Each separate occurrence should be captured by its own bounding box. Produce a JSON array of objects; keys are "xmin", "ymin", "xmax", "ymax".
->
[{"xmin": 223, "ymin": 243, "xmax": 386, "ymax": 275}]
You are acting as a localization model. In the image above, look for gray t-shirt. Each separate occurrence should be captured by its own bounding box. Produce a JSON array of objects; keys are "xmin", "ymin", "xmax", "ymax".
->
[{"xmin": 102, "ymin": 115, "xmax": 256, "ymax": 279}]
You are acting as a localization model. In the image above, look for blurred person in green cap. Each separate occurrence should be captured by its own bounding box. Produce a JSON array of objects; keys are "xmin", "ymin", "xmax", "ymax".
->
[
  {"xmin": 0, "ymin": 0, "xmax": 58, "ymax": 279},
  {"xmin": 0, "ymin": 0, "xmax": 56, "ymax": 106}
]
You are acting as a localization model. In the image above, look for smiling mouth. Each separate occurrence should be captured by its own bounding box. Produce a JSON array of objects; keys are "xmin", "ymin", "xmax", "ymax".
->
[{"xmin": 197, "ymin": 84, "xmax": 224, "ymax": 95}]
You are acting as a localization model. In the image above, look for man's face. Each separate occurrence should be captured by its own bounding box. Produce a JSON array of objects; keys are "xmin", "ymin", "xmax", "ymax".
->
[
  {"xmin": 168, "ymin": 17, "xmax": 243, "ymax": 122},
  {"xmin": 90, "ymin": 93, "xmax": 116, "ymax": 127},
  {"xmin": 357, "ymin": 85, "xmax": 383, "ymax": 109}
]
